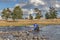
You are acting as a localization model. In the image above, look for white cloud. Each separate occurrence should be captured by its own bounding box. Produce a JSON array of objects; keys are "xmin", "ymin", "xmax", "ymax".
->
[
  {"xmin": 15, "ymin": 4, "xmax": 20, "ymax": 6},
  {"xmin": 22, "ymin": 9, "xmax": 29, "ymax": 14},
  {"xmin": 0, "ymin": 10, "xmax": 2, "ymax": 19},
  {"xmin": 22, "ymin": 9, "xmax": 34, "ymax": 14},
  {"xmin": 44, "ymin": 7, "xmax": 49, "ymax": 11},
  {"xmin": 15, "ymin": 3, "xmax": 27, "ymax": 7},
  {"xmin": 9, "ymin": 8, "xmax": 14, "ymax": 12},
  {"xmin": 0, "ymin": 16, "xmax": 2, "ymax": 19},
  {"xmin": 29, "ymin": 9, "xmax": 34, "ymax": 14},
  {"xmin": 0, "ymin": 10, "xmax": 2, "ymax": 13},
  {"xmin": 30, "ymin": 0, "xmax": 45, "ymax": 6},
  {"xmin": 55, "ymin": 4, "xmax": 60, "ymax": 8}
]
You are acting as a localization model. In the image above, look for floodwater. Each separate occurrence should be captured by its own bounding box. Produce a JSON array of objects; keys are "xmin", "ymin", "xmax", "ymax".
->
[{"xmin": 0, "ymin": 25, "xmax": 60, "ymax": 40}]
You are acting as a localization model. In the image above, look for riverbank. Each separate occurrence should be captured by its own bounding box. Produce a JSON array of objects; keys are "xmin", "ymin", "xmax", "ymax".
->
[{"xmin": 0, "ymin": 19, "xmax": 60, "ymax": 26}]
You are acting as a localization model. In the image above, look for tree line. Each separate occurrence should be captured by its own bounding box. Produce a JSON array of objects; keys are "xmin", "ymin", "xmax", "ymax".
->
[
  {"xmin": 1, "ymin": 6, "xmax": 58, "ymax": 21},
  {"xmin": 2, "ymin": 6, "xmax": 23, "ymax": 21},
  {"xmin": 29, "ymin": 7, "xmax": 58, "ymax": 19}
]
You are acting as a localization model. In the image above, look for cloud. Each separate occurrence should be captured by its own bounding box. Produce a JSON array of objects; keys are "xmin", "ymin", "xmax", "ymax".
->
[
  {"xmin": 0, "ymin": 10, "xmax": 2, "ymax": 19},
  {"xmin": 22, "ymin": 9, "xmax": 35, "ymax": 14},
  {"xmin": 28, "ymin": 9, "xmax": 34, "ymax": 14},
  {"xmin": 9, "ymin": 8, "xmax": 14, "ymax": 12},
  {"xmin": 0, "ymin": 16, "xmax": 2, "ymax": 19},
  {"xmin": 15, "ymin": 3, "xmax": 27, "ymax": 7},
  {"xmin": 15, "ymin": 4, "xmax": 20, "ymax": 6},
  {"xmin": 30, "ymin": 0, "xmax": 45, "ymax": 6},
  {"xmin": 43, "ymin": 7, "xmax": 49, "ymax": 11},
  {"xmin": 55, "ymin": 4, "xmax": 60, "ymax": 8},
  {"xmin": 0, "ymin": 10, "xmax": 2, "ymax": 15},
  {"xmin": 0, "ymin": 10, "xmax": 2, "ymax": 13},
  {"xmin": 22, "ymin": 9, "xmax": 29, "ymax": 14}
]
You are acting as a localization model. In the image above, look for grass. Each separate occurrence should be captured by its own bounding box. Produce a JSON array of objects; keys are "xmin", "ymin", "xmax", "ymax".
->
[{"xmin": 0, "ymin": 19, "xmax": 60, "ymax": 26}]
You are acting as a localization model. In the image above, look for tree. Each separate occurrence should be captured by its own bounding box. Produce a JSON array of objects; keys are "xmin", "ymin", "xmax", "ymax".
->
[
  {"xmin": 12, "ymin": 6, "xmax": 23, "ymax": 20},
  {"xmin": 11, "ymin": 13, "xmax": 16, "ymax": 21},
  {"xmin": 45, "ymin": 12, "xmax": 50, "ymax": 19},
  {"xmin": 35, "ymin": 13, "xmax": 41, "ymax": 19},
  {"xmin": 34, "ymin": 8, "xmax": 42, "ymax": 19},
  {"xmin": 2, "ymin": 8, "xmax": 11, "ymax": 20},
  {"xmin": 29, "ymin": 14, "xmax": 33, "ymax": 20},
  {"xmin": 45, "ymin": 7, "xmax": 58, "ymax": 19}
]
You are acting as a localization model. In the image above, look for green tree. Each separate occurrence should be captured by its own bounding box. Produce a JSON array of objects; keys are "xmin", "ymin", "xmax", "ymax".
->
[
  {"xmin": 2, "ymin": 8, "xmax": 11, "ymax": 20},
  {"xmin": 45, "ymin": 12, "xmax": 50, "ymax": 19},
  {"xmin": 12, "ymin": 6, "xmax": 23, "ymax": 20},
  {"xmin": 35, "ymin": 13, "xmax": 41, "ymax": 19},
  {"xmin": 11, "ymin": 13, "xmax": 16, "ymax": 21},
  {"xmin": 29, "ymin": 14, "xmax": 33, "ymax": 20},
  {"xmin": 34, "ymin": 8, "xmax": 42, "ymax": 19},
  {"xmin": 45, "ymin": 7, "xmax": 58, "ymax": 19}
]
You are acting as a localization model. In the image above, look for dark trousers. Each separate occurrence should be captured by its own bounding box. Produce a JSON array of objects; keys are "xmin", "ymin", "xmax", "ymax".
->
[{"xmin": 34, "ymin": 27, "xmax": 39, "ymax": 31}]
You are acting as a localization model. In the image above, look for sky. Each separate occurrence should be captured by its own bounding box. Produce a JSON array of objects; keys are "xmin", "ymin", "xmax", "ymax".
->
[{"xmin": 0, "ymin": 0, "xmax": 60, "ymax": 18}]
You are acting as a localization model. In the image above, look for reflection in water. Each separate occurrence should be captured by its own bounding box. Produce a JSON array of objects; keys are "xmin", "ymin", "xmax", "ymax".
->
[{"xmin": 0, "ymin": 25, "xmax": 60, "ymax": 40}]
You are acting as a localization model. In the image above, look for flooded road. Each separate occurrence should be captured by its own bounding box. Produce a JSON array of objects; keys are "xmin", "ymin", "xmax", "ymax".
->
[{"xmin": 0, "ymin": 25, "xmax": 60, "ymax": 40}]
